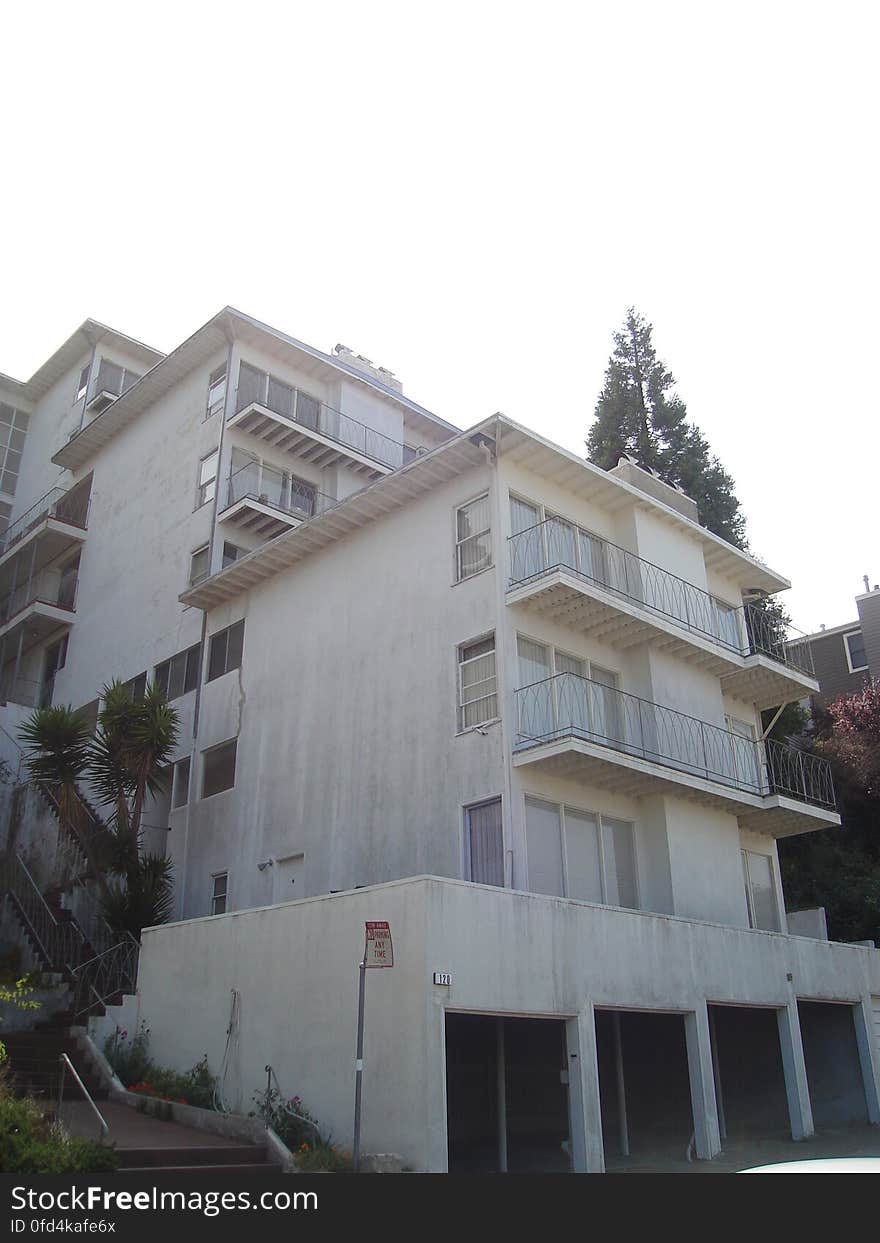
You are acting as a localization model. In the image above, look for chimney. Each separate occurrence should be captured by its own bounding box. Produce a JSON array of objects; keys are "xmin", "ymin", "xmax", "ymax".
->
[
  {"xmin": 333, "ymin": 344, "xmax": 403, "ymax": 393},
  {"xmin": 608, "ymin": 456, "xmax": 699, "ymax": 523},
  {"xmin": 863, "ymin": 574, "xmax": 870, "ymax": 593}
]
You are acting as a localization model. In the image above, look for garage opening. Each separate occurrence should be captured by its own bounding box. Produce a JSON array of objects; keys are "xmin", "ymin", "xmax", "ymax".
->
[
  {"xmin": 798, "ymin": 1001, "xmax": 868, "ymax": 1128},
  {"xmin": 445, "ymin": 1013, "xmax": 570, "ymax": 1172},
  {"xmin": 595, "ymin": 1009, "xmax": 693, "ymax": 1165},
  {"xmin": 708, "ymin": 1004, "xmax": 789, "ymax": 1140}
]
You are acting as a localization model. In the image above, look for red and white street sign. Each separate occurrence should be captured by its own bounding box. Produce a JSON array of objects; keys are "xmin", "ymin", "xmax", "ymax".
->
[{"xmin": 364, "ymin": 921, "xmax": 393, "ymax": 968}]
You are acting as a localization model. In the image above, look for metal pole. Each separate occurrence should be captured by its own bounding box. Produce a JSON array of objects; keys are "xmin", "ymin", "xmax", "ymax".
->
[
  {"xmin": 496, "ymin": 1018, "xmax": 508, "ymax": 1173},
  {"xmin": 612, "ymin": 1013, "xmax": 629, "ymax": 1157},
  {"xmin": 57, "ymin": 1057, "xmax": 66, "ymax": 1121},
  {"xmin": 352, "ymin": 957, "xmax": 366, "ymax": 1172}
]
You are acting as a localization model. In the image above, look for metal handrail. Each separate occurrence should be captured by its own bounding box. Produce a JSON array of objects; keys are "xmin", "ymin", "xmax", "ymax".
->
[
  {"xmin": 262, "ymin": 1064, "xmax": 323, "ymax": 1141},
  {"xmin": 0, "ymin": 852, "xmax": 88, "ymax": 972},
  {"xmin": 0, "ymin": 485, "xmax": 90, "ymax": 557},
  {"xmin": 58, "ymin": 1053, "xmax": 109, "ymax": 1142},
  {"xmin": 514, "ymin": 671, "xmax": 835, "ymax": 809},
  {"xmin": 507, "ymin": 516, "xmax": 815, "ymax": 677},
  {"xmin": 234, "ymin": 362, "xmax": 409, "ymax": 470},
  {"xmin": 0, "ymin": 567, "xmax": 79, "ymax": 627},
  {"xmin": 70, "ymin": 936, "xmax": 140, "ymax": 1021},
  {"xmin": 224, "ymin": 459, "xmax": 337, "ymax": 521}
]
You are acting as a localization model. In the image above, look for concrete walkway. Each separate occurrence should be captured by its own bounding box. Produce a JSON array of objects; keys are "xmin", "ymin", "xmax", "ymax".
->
[
  {"xmin": 59, "ymin": 1100, "xmax": 244, "ymax": 1149},
  {"xmin": 605, "ymin": 1125, "xmax": 880, "ymax": 1173}
]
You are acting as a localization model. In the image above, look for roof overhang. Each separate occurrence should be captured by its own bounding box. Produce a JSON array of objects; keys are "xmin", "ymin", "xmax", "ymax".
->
[
  {"xmin": 53, "ymin": 307, "xmax": 460, "ymax": 473},
  {"xmin": 8, "ymin": 320, "xmax": 164, "ymax": 408},
  {"xmin": 181, "ymin": 430, "xmax": 491, "ymax": 609},
  {"xmin": 494, "ymin": 417, "xmax": 790, "ymax": 595}
]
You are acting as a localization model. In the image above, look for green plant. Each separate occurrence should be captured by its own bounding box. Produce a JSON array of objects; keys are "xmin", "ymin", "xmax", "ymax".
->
[
  {"xmin": 104, "ymin": 1025, "xmax": 218, "ymax": 1110},
  {"xmin": 0, "ymin": 1073, "xmax": 118, "ymax": 1173},
  {"xmin": 20, "ymin": 680, "xmax": 180, "ymax": 935},
  {"xmin": 251, "ymin": 1084, "xmax": 324, "ymax": 1150},
  {"xmin": 0, "ymin": 977, "xmax": 40, "ymax": 1064},
  {"xmin": 294, "ymin": 1139, "xmax": 352, "ymax": 1173}
]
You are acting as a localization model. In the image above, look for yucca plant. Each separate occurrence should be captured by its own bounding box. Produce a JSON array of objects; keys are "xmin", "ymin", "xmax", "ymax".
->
[{"xmin": 19, "ymin": 680, "xmax": 180, "ymax": 936}]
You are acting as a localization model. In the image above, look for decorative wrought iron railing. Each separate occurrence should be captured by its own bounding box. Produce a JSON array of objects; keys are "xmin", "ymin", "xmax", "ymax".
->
[
  {"xmin": 224, "ymin": 459, "xmax": 337, "ymax": 522},
  {"xmin": 235, "ymin": 362, "xmax": 409, "ymax": 470},
  {"xmin": 71, "ymin": 936, "xmax": 140, "ymax": 1021},
  {"xmin": 508, "ymin": 517, "xmax": 815, "ymax": 677},
  {"xmin": 514, "ymin": 672, "xmax": 835, "ymax": 809},
  {"xmin": 0, "ymin": 485, "xmax": 90, "ymax": 557}
]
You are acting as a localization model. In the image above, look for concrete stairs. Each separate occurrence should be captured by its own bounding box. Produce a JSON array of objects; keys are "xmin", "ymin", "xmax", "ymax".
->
[
  {"xmin": 117, "ymin": 1141, "xmax": 281, "ymax": 1175},
  {"xmin": 2, "ymin": 1017, "xmax": 108, "ymax": 1104}
]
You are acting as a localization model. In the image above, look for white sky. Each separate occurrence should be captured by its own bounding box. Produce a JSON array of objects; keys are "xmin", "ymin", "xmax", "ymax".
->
[{"xmin": 3, "ymin": 1, "xmax": 877, "ymax": 633}]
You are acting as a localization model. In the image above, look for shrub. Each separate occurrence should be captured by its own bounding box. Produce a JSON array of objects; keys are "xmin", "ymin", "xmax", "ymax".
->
[
  {"xmin": 104, "ymin": 1026, "xmax": 217, "ymax": 1110},
  {"xmin": 294, "ymin": 1140, "xmax": 352, "ymax": 1173},
  {"xmin": 0, "ymin": 1077, "xmax": 118, "ymax": 1174},
  {"xmin": 250, "ymin": 1085, "xmax": 323, "ymax": 1151}
]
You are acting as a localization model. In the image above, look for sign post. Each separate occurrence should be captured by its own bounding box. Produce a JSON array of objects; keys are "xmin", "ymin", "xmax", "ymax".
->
[{"xmin": 352, "ymin": 921, "xmax": 393, "ymax": 1172}]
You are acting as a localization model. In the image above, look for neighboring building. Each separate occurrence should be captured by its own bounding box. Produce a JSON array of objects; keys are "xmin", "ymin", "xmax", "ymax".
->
[
  {"xmin": 795, "ymin": 583, "xmax": 880, "ymax": 707},
  {"xmin": 1, "ymin": 311, "xmax": 878, "ymax": 1173}
]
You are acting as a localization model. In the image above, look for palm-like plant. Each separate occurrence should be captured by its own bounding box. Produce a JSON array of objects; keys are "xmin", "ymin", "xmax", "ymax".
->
[{"xmin": 19, "ymin": 681, "xmax": 180, "ymax": 936}]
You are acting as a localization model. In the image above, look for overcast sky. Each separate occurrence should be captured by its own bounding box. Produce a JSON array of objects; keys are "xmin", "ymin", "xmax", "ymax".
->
[{"xmin": 3, "ymin": 2, "xmax": 876, "ymax": 633}]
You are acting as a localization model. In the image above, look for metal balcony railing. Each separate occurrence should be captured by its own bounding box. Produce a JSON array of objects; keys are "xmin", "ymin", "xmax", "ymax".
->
[
  {"xmin": 508, "ymin": 517, "xmax": 815, "ymax": 677},
  {"xmin": 89, "ymin": 360, "xmax": 141, "ymax": 403},
  {"xmin": 0, "ymin": 566, "xmax": 79, "ymax": 627},
  {"xmin": 514, "ymin": 672, "xmax": 835, "ymax": 809},
  {"xmin": 0, "ymin": 485, "xmax": 90, "ymax": 557},
  {"xmin": 224, "ymin": 459, "xmax": 337, "ymax": 522},
  {"xmin": 235, "ymin": 362, "xmax": 409, "ymax": 471}
]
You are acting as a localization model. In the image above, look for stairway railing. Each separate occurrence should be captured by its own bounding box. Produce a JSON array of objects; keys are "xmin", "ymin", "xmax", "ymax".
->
[
  {"xmin": 0, "ymin": 852, "xmax": 89, "ymax": 973},
  {"xmin": 70, "ymin": 937, "xmax": 140, "ymax": 1021}
]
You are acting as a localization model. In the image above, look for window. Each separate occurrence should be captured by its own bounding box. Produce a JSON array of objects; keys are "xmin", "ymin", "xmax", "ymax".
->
[
  {"xmin": 0, "ymin": 403, "xmax": 29, "ymax": 497},
  {"xmin": 189, "ymin": 545, "xmax": 210, "ymax": 587},
  {"xmin": 197, "ymin": 451, "xmax": 219, "ymax": 507},
  {"xmin": 154, "ymin": 643, "xmax": 201, "ymax": 700},
  {"xmin": 222, "ymin": 541, "xmax": 243, "ymax": 569},
  {"xmin": 122, "ymin": 671, "xmax": 147, "ymax": 703},
  {"xmin": 515, "ymin": 637, "xmax": 622, "ymax": 744},
  {"xmin": 205, "ymin": 363, "xmax": 227, "ymax": 419},
  {"xmin": 457, "ymin": 635, "xmax": 497, "ymax": 730},
  {"xmin": 524, "ymin": 797, "xmax": 639, "ymax": 908},
  {"xmin": 92, "ymin": 359, "xmax": 141, "ymax": 399},
  {"xmin": 844, "ymin": 630, "xmax": 868, "ymax": 673},
  {"xmin": 202, "ymin": 739, "xmax": 237, "ymax": 798},
  {"xmin": 75, "ymin": 364, "xmax": 90, "ymax": 403},
  {"xmin": 0, "ymin": 500, "xmax": 11, "ymax": 537},
  {"xmin": 210, "ymin": 872, "xmax": 228, "ymax": 916},
  {"xmin": 208, "ymin": 620, "xmax": 245, "ymax": 682},
  {"xmin": 464, "ymin": 799, "xmax": 503, "ymax": 886},
  {"xmin": 742, "ymin": 849, "xmax": 780, "ymax": 932},
  {"xmin": 172, "ymin": 756, "xmax": 191, "ymax": 809},
  {"xmin": 455, "ymin": 495, "xmax": 492, "ymax": 581}
]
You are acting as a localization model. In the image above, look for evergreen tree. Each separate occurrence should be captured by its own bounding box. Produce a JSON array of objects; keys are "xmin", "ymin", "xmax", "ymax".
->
[{"xmin": 587, "ymin": 308, "xmax": 747, "ymax": 549}]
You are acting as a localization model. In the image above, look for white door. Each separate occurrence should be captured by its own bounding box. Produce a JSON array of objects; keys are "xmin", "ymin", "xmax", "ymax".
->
[{"xmin": 273, "ymin": 853, "xmax": 304, "ymax": 903}]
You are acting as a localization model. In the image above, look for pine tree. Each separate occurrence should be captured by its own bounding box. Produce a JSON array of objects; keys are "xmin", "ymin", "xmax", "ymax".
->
[{"xmin": 586, "ymin": 309, "xmax": 747, "ymax": 549}]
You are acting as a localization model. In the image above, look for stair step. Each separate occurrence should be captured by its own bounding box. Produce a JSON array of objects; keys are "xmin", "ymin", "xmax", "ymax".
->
[
  {"xmin": 118, "ymin": 1146, "xmax": 268, "ymax": 1168},
  {"xmin": 120, "ymin": 1163, "xmax": 282, "ymax": 1176}
]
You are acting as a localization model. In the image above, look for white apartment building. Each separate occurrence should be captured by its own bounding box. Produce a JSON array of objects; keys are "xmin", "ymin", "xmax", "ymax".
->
[{"xmin": 1, "ymin": 310, "xmax": 879, "ymax": 1173}]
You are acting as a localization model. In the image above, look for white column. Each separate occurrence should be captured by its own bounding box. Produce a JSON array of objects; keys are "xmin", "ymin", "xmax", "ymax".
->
[
  {"xmin": 685, "ymin": 1005, "xmax": 722, "ymax": 1159},
  {"xmin": 777, "ymin": 1001, "xmax": 814, "ymax": 1140},
  {"xmin": 572, "ymin": 1005, "xmax": 605, "ymax": 1173},
  {"xmin": 853, "ymin": 998, "xmax": 880, "ymax": 1125}
]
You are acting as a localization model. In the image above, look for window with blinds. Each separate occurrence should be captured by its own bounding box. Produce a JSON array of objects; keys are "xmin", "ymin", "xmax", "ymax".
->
[
  {"xmin": 524, "ymin": 797, "xmax": 639, "ymax": 909},
  {"xmin": 464, "ymin": 799, "xmax": 503, "ymax": 887},
  {"xmin": 455, "ymin": 495, "xmax": 492, "ymax": 581},
  {"xmin": 457, "ymin": 635, "xmax": 497, "ymax": 730}
]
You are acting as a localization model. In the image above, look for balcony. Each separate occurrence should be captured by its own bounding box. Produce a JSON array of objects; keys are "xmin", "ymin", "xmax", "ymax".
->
[
  {"xmin": 230, "ymin": 363, "xmax": 413, "ymax": 479},
  {"xmin": 0, "ymin": 484, "xmax": 90, "ymax": 569},
  {"xmin": 0, "ymin": 562, "xmax": 79, "ymax": 652},
  {"xmin": 513, "ymin": 672, "xmax": 837, "ymax": 837},
  {"xmin": 218, "ymin": 458, "xmax": 337, "ymax": 540},
  {"xmin": 85, "ymin": 360, "xmax": 142, "ymax": 414},
  {"xmin": 507, "ymin": 518, "xmax": 818, "ymax": 709}
]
